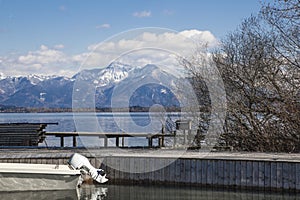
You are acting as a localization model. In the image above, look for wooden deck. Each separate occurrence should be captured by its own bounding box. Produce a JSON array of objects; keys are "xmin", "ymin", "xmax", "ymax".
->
[{"xmin": 45, "ymin": 131, "xmax": 175, "ymax": 148}]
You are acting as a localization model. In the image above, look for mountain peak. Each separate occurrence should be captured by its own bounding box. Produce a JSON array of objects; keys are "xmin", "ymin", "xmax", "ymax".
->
[{"xmin": 0, "ymin": 73, "xmax": 6, "ymax": 80}]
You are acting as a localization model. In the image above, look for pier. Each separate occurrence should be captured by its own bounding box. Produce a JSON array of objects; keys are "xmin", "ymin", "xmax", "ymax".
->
[
  {"xmin": 45, "ymin": 132, "xmax": 175, "ymax": 148},
  {"xmin": 0, "ymin": 148, "xmax": 300, "ymax": 192}
]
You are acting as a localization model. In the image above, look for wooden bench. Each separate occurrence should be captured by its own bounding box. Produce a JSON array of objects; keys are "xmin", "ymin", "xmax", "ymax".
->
[
  {"xmin": 45, "ymin": 131, "xmax": 176, "ymax": 148},
  {"xmin": 0, "ymin": 123, "xmax": 57, "ymax": 146}
]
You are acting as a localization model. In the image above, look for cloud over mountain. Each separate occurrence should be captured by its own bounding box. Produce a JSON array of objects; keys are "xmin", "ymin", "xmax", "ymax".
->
[{"xmin": 0, "ymin": 29, "xmax": 218, "ymax": 77}]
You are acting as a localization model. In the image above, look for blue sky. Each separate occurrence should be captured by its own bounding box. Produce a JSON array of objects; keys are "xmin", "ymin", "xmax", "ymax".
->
[{"xmin": 0, "ymin": 0, "xmax": 267, "ymax": 76}]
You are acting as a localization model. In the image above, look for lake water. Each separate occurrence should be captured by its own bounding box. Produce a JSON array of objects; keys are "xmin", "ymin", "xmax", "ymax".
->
[
  {"xmin": 0, "ymin": 184, "xmax": 299, "ymax": 200},
  {"xmin": 0, "ymin": 112, "xmax": 181, "ymax": 147}
]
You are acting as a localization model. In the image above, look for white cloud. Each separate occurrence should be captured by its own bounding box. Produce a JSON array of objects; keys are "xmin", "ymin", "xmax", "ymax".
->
[
  {"xmin": 0, "ymin": 29, "xmax": 219, "ymax": 77},
  {"xmin": 54, "ymin": 44, "xmax": 65, "ymax": 49},
  {"xmin": 18, "ymin": 45, "xmax": 67, "ymax": 65},
  {"xmin": 77, "ymin": 29, "xmax": 219, "ymax": 70},
  {"xmin": 96, "ymin": 24, "xmax": 111, "ymax": 29},
  {"xmin": 133, "ymin": 10, "xmax": 151, "ymax": 18},
  {"xmin": 0, "ymin": 45, "xmax": 79, "ymax": 77}
]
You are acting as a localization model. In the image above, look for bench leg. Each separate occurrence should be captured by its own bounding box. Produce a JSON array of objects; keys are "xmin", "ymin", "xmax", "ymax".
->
[
  {"xmin": 104, "ymin": 137, "xmax": 108, "ymax": 147},
  {"xmin": 60, "ymin": 136, "xmax": 64, "ymax": 147},
  {"xmin": 73, "ymin": 136, "xmax": 77, "ymax": 147},
  {"xmin": 116, "ymin": 137, "xmax": 119, "ymax": 147},
  {"xmin": 148, "ymin": 138, "xmax": 153, "ymax": 147}
]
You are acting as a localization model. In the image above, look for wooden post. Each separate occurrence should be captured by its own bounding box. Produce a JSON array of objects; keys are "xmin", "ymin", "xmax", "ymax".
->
[
  {"xmin": 104, "ymin": 137, "xmax": 108, "ymax": 147},
  {"xmin": 188, "ymin": 129, "xmax": 192, "ymax": 145},
  {"xmin": 60, "ymin": 136, "xmax": 64, "ymax": 147},
  {"xmin": 148, "ymin": 137, "xmax": 153, "ymax": 147},
  {"xmin": 158, "ymin": 137, "xmax": 162, "ymax": 147},
  {"xmin": 72, "ymin": 136, "xmax": 77, "ymax": 147},
  {"xmin": 183, "ymin": 130, "xmax": 186, "ymax": 145},
  {"xmin": 161, "ymin": 125, "xmax": 165, "ymax": 147},
  {"xmin": 174, "ymin": 131, "xmax": 177, "ymax": 147},
  {"xmin": 116, "ymin": 137, "xmax": 119, "ymax": 147}
]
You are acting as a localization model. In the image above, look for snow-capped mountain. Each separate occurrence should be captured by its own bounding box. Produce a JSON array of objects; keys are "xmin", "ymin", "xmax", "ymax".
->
[
  {"xmin": 0, "ymin": 74, "xmax": 74, "ymax": 108},
  {"xmin": 0, "ymin": 62, "xmax": 181, "ymax": 109}
]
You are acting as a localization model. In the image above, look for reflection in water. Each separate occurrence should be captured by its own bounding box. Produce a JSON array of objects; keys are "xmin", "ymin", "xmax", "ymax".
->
[
  {"xmin": 0, "ymin": 189, "xmax": 78, "ymax": 200},
  {"xmin": 80, "ymin": 184, "xmax": 300, "ymax": 200},
  {"xmin": 79, "ymin": 185, "xmax": 108, "ymax": 200},
  {"xmin": 1, "ymin": 184, "xmax": 299, "ymax": 200}
]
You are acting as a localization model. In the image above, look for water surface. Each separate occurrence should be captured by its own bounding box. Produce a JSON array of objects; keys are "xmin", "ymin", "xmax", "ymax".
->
[{"xmin": 1, "ymin": 184, "xmax": 299, "ymax": 200}]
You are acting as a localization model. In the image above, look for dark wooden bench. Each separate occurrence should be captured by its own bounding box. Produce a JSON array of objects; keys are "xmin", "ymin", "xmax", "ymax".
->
[{"xmin": 0, "ymin": 123, "xmax": 57, "ymax": 146}]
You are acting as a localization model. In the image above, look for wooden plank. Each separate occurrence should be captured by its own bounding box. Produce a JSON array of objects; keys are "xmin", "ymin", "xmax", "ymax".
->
[
  {"xmin": 264, "ymin": 161, "xmax": 271, "ymax": 190},
  {"xmin": 184, "ymin": 159, "xmax": 191, "ymax": 184},
  {"xmin": 252, "ymin": 161, "xmax": 259, "ymax": 188},
  {"xmin": 229, "ymin": 160, "xmax": 236, "ymax": 187},
  {"xmin": 282, "ymin": 162, "xmax": 290, "ymax": 190},
  {"xmin": 246, "ymin": 161, "xmax": 253, "ymax": 188},
  {"xmin": 160, "ymin": 159, "xmax": 165, "ymax": 183},
  {"xmin": 165, "ymin": 159, "xmax": 172, "ymax": 183},
  {"xmin": 109, "ymin": 157, "xmax": 116, "ymax": 180},
  {"xmin": 212, "ymin": 160, "xmax": 218, "ymax": 186},
  {"xmin": 118, "ymin": 157, "xmax": 125, "ymax": 182},
  {"xmin": 240, "ymin": 160, "xmax": 247, "ymax": 187},
  {"xmin": 123, "ymin": 157, "xmax": 131, "ymax": 182},
  {"xmin": 207, "ymin": 160, "xmax": 213, "ymax": 186},
  {"xmin": 179, "ymin": 159, "xmax": 185, "ymax": 184},
  {"xmin": 129, "ymin": 157, "xmax": 135, "ymax": 181},
  {"xmin": 223, "ymin": 160, "xmax": 230, "ymax": 187},
  {"xmin": 175, "ymin": 159, "xmax": 181, "ymax": 184},
  {"xmin": 270, "ymin": 161, "xmax": 277, "ymax": 190},
  {"xmin": 143, "ymin": 157, "xmax": 151, "ymax": 183},
  {"xmin": 190, "ymin": 159, "xmax": 197, "ymax": 184},
  {"xmin": 201, "ymin": 159, "xmax": 207, "ymax": 185},
  {"xmin": 134, "ymin": 157, "xmax": 140, "ymax": 181},
  {"xmin": 46, "ymin": 132, "xmax": 174, "ymax": 137},
  {"xmin": 296, "ymin": 163, "xmax": 300, "ymax": 191},
  {"xmin": 138, "ymin": 157, "xmax": 145, "ymax": 182},
  {"xmin": 196, "ymin": 159, "xmax": 202, "ymax": 184},
  {"xmin": 258, "ymin": 161, "xmax": 265, "ymax": 189},
  {"xmin": 149, "ymin": 158, "xmax": 156, "ymax": 182},
  {"xmin": 276, "ymin": 162, "xmax": 283, "ymax": 190},
  {"xmin": 290, "ymin": 162, "xmax": 296, "ymax": 191},
  {"xmin": 153, "ymin": 158, "xmax": 160, "ymax": 183}
]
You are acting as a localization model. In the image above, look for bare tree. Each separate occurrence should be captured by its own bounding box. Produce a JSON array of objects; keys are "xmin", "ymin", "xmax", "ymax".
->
[{"xmin": 213, "ymin": 0, "xmax": 300, "ymax": 152}]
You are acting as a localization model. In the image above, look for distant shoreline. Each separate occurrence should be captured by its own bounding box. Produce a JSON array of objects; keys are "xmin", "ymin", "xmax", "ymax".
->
[{"xmin": 0, "ymin": 106, "xmax": 183, "ymax": 113}]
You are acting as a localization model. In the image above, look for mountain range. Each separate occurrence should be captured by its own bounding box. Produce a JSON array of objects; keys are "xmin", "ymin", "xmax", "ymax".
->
[{"xmin": 0, "ymin": 62, "xmax": 181, "ymax": 109}]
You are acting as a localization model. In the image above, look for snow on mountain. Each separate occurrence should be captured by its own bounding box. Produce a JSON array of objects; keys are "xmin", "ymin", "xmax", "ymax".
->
[
  {"xmin": 96, "ymin": 62, "xmax": 133, "ymax": 87},
  {"xmin": 0, "ymin": 72, "xmax": 6, "ymax": 80},
  {"xmin": 0, "ymin": 62, "xmax": 181, "ymax": 108}
]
